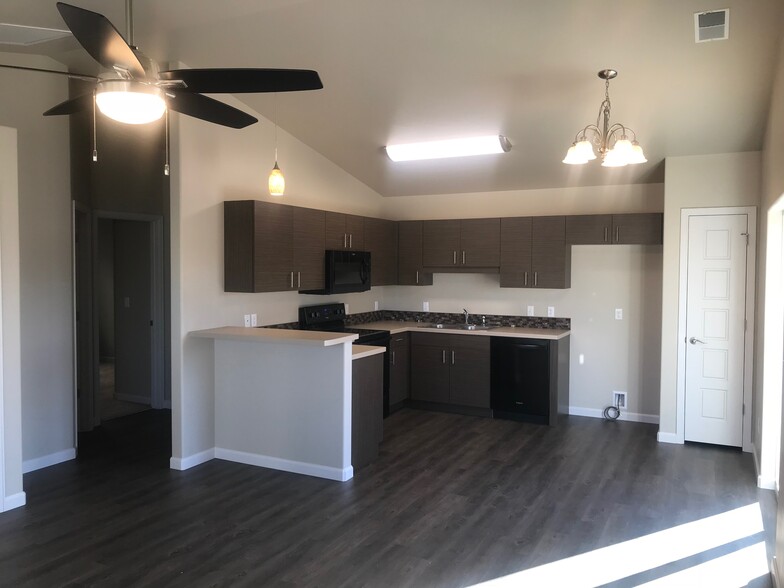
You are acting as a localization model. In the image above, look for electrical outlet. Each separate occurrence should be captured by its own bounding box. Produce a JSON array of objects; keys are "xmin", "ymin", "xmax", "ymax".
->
[
  {"xmin": 374, "ymin": 300, "xmax": 379, "ymax": 311},
  {"xmin": 615, "ymin": 308, "xmax": 623, "ymax": 320},
  {"xmin": 527, "ymin": 305, "xmax": 535, "ymax": 316},
  {"xmin": 243, "ymin": 314, "xmax": 251, "ymax": 328},
  {"xmin": 547, "ymin": 306, "xmax": 555, "ymax": 317},
  {"xmin": 613, "ymin": 391, "xmax": 627, "ymax": 409},
  {"xmin": 251, "ymin": 313, "xmax": 258, "ymax": 327},
  {"xmin": 345, "ymin": 303, "xmax": 350, "ymax": 315},
  {"xmin": 423, "ymin": 301, "xmax": 430, "ymax": 312},
  {"xmin": 579, "ymin": 354, "xmax": 585, "ymax": 365}
]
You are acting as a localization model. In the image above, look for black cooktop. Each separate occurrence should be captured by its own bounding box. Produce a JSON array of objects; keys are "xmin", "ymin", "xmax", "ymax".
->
[{"xmin": 298, "ymin": 303, "xmax": 388, "ymax": 344}]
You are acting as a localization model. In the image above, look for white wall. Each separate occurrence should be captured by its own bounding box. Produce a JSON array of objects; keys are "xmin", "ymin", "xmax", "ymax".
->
[
  {"xmin": 0, "ymin": 54, "xmax": 73, "ymax": 469},
  {"xmin": 170, "ymin": 94, "xmax": 387, "ymax": 463},
  {"xmin": 658, "ymin": 152, "xmax": 761, "ymax": 442},
  {"xmin": 0, "ymin": 126, "xmax": 25, "ymax": 509}
]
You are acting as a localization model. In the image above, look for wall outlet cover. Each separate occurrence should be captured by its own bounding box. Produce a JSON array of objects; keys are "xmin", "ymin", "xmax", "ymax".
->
[
  {"xmin": 527, "ymin": 305, "xmax": 535, "ymax": 316},
  {"xmin": 374, "ymin": 300, "xmax": 379, "ymax": 311},
  {"xmin": 613, "ymin": 391, "xmax": 627, "ymax": 409},
  {"xmin": 243, "ymin": 314, "xmax": 251, "ymax": 328},
  {"xmin": 615, "ymin": 308, "xmax": 623, "ymax": 320},
  {"xmin": 345, "ymin": 303, "xmax": 350, "ymax": 315},
  {"xmin": 547, "ymin": 306, "xmax": 555, "ymax": 317},
  {"xmin": 423, "ymin": 301, "xmax": 430, "ymax": 312},
  {"xmin": 251, "ymin": 313, "xmax": 258, "ymax": 327}
]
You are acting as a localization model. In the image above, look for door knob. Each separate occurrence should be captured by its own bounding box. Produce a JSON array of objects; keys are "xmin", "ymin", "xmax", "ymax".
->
[{"xmin": 689, "ymin": 337, "xmax": 705, "ymax": 345}]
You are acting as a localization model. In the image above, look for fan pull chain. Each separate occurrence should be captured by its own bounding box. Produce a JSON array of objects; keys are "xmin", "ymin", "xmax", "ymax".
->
[
  {"xmin": 92, "ymin": 89, "xmax": 98, "ymax": 162},
  {"xmin": 164, "ymin": 110, "xmax": 170, "ymax": 176}
]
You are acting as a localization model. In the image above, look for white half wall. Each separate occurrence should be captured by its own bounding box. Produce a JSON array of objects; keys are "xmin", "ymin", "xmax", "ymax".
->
[{"xmin": 0, "ymin": 126, "xmax": 25, "ymax": 510}]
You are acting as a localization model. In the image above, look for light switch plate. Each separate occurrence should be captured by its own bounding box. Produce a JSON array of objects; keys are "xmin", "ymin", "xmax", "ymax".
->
[
  {"xmin": 251, "ymin": 313, "xmax": 258, "ymax": 327},
  {"xmin": 579, "ymin": 354, "xmax": 585, "ymax": 365},
  {"xmin": 374, "ymin": 300, "xmax": 379, "ymax": 311},
  {"xmin": 527, "ymin": 305, "xmax": 535, "ymax": 316},
  {"xmin": 615, "ymin": 308, "xmax": 623, "ymax": 320},
  {"xmin": 345, "ymin": 303, "xmax": 350, "ymax": 315},
  {"xmin": 243, "ymin": 314, "xmax": 251, "ymax": 327},
  {"xmin": 547, "ymin": 306, "xmax": 555, "ymax": 317},
  {"xmin": 423, "ymin": 301, "xmax": 430, "ymax": 312}
]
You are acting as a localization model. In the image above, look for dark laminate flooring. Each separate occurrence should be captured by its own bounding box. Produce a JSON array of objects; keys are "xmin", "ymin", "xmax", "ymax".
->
[{"xmin": 0, "ymin": 408, "xmax": 775, "ymax": 587}]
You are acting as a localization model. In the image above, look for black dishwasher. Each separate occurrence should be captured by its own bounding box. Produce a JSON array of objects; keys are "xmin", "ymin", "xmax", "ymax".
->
[{"xmin": 491, "ymin": 337, "xmax": 551, "ymax": 424}]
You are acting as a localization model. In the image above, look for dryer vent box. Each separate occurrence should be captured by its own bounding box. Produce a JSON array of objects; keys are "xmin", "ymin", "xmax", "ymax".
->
[{"xmin": 695, "ymin": 9, "xmax": 729, "ymax": 43}]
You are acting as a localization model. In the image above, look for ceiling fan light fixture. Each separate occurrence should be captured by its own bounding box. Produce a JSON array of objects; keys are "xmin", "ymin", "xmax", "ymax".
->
[
  {"xmin": 386, "ymin": 135, "xmax": 511, "ymax": 162},
  {"xmin": 95, "ymin": 80, "xmax": 166, "ymax": 125}
]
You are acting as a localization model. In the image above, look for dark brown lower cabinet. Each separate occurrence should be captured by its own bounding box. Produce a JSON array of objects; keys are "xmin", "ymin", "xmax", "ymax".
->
[
  {"xmin": 352, "ymin": 354, "xmax": 384, "ymax": 469},
  {"xmin": 389, "ymin": 333, "xmax": 410, "ymax": 409},
  {"xmin": 410, "ymin": 333, "xmax": 490, "ymax": 408}
]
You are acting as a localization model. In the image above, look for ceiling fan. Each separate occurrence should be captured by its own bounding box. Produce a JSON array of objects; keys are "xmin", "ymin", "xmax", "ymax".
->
[{"xmin": 0, "ymin": 1, "xmax": 323, "ymax": 129}]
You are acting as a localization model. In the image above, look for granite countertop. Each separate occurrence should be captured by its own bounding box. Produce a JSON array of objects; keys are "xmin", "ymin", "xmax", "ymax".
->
[{"xmin": 358, "ymin": 321, "xmax": 570, "ymax": 340}]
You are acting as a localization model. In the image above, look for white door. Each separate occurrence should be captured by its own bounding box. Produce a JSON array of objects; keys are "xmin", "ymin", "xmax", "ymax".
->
[{"xmin": 684, "ymin": 214, "xmax": 749, "ymax": 446}]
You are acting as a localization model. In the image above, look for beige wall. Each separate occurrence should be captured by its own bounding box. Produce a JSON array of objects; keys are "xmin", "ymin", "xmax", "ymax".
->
[
  {"xmin": 658, "ymin": 152, "xmax": 761, "ymax": 442},
  {"xmin": 0, "ymin": 54, "xmax": 73, "ymax": 468}
]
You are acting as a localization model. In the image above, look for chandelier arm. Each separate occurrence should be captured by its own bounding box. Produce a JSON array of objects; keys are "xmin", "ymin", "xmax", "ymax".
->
[{"xmin": 576, "ymin": 124, "xmax": 601, "ymax": 142}]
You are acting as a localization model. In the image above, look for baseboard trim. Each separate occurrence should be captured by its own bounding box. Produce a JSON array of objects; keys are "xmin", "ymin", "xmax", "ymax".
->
[
  {"xmin": 657, "ymin": 431, "xmax": 682, "ymax": 444},
  {"xmin": 215, "ymin": 447, "xmax": 353, "ymax": 482},
  {"xmin": 170, "ymin": 448, "xmax": 215, "ymax": 471},
  {"xmin": 22, "ymin": 448, "xmax": 76, "ymax": 473},
  {"xmin": 2, "ymin": 491, "xmax": 26, "ymax": 512},
  {"xmin": 568, "ymin": 406, "xmax": 659, "ymax": 424},
  {"xmin": 114, "ymin": 393, "xmax": 151, "ymax": 405}
]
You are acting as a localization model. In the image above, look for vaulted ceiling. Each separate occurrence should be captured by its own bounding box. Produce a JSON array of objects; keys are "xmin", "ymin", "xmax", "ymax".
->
[{"xmin": 1, "ymin": 0, "xmax": 782, "ymax": 196}]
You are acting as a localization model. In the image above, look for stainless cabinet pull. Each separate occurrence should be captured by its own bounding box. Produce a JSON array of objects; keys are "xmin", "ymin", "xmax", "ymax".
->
[
  {"xmin": 442, "ymin": 350, "xmax": 446, "ymax": 364},
  {"xmin": 451, "ymin": 350, "xmax": 455, "ymax": 365},
  {"xmin": 534, "ymin": 272, "xmax": 538, "ymax": 286},
  {"xmin": 392, "ymin": 351, "xmax": 396, "ymax": 365},
  {"xmin": 604, "ymin": 227, "xmax": 608, "ymax": 243},
  {"xmin": 290, "ymin": 272, "xmax": 294, "ymax": 288},
  {"xmin": 343, "ymin": 234, "xmax": 347, "ymax": 248},
  {"xmin": 462, "ymin": 250, "xmax": 466, "ymax": 265},
  {"xmin": 416, "ymin": 270, "xmax": 419, "ymax": 284},
  {"xmin": 615, "ymin": 226, "xmax": 620, "ymax": 242},
  {"xmin": 524, "ymin": 271, "xmax": 528, "ymax": 286},
  {"xmin": 349, "ymin": 234, "xmax": 353, "ymax": 248},
  {"xmin": 453, "ymin": 251, "xmax": 457, "ymax": 264},
  {"xmin": 297, "ymin": 272, "xmax": 301, "ymax": 288}
]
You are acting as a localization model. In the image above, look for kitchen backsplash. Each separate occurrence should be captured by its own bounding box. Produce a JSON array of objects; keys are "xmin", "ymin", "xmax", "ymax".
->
[{"xmin": 265, "ymin": 310, "xmax": 569, "ymax": 330}]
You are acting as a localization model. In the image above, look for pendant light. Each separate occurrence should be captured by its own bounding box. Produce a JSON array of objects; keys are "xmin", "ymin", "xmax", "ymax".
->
[{"xmin": 268, "ymin": 94, "xmax": 285, "ymax": 196}]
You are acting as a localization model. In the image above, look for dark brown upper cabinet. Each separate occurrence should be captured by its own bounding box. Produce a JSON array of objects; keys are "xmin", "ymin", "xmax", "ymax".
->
[
  {"xmin": 566, "ymin": 213, "xmax": 663, "ymax": 245},
  {"xmin": 224, "ymin": 200, "xmax": 325, "ymax": 293},
  {"xmin": 398, "ymin": 221, "xmax": 433, "ymax": 286},
  {"xmin": 326, "ymin": 212, "xmax": 364, "ymax": 250},
  {"xmin": 364, "ymin": 217, "xmax": 398, "ymax": 286},
  {"xmin": 422, "ymin": 218, "xmax": 500, "ymax": 269},
  {"xmin": 500, "ymin": 216, "xmax": 571, "ymax": 289}
]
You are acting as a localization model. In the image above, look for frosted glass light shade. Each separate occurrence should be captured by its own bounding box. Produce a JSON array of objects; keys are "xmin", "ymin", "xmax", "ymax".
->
[
  {"xmin": 575, "ymin": 140, "xmax": 597, "ymax": 161},
  {"xmin": 562, "ymin": 144, "xmax": 587, "ymax": 165},
  {"xmin": 95, "ymin": 80, "xmax": 166, "ymax": 125},
  {"xmin": 601, "ymin": 149, "xmax": 628, "ymax": 167},
  {"xmin": 386, "ymin": 135, "xmax": 511, "ymax": 162},
  {"xmin": 628, "ymin": 142, "xmax": 648, "ymax": 164},
  {"xmin": 269, "ymin": 162, "xmax": 285, "ymax": 196}
]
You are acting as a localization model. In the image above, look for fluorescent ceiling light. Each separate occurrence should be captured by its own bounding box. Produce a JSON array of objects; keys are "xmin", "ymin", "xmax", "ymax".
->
[{"xmin": 386, "ymin": 135, "xmax": 511, "ymax": 162}]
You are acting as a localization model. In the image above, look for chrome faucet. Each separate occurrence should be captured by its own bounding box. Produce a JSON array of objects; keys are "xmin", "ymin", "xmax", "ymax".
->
[{"xmin": 463, "ymin": 308, "xmax": 470, "ymax": 324}]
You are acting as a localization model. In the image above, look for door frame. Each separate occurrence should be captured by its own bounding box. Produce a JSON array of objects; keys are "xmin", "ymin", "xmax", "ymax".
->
[
  {"xmin": 91, "ymin": 211, "xmax": 165, "ymax": 418},
  {"xmin": 676, "ymin": 206, "xmax": 756, "ymax": 451}
]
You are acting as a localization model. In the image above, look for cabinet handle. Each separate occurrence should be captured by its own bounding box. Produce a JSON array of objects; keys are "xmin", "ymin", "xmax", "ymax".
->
[
  {"xmin": 451, "ymin": 350, "xmax": 455, "ymax": 365},
  {"xmin": 462, "ymin": 250, "xmax": 466, "ymax": 265},
  {"xmin": 349, "ymin": 233, "xmax": 353, "ymax": 248},
  {"xmin": 343, "ymin": 234, "xmax": 347, "ymax": 248},
  {"xmin": 615, "ymin": 226, "xmax": 620, "ymax": 243},
  {"xmin": 534, "ymin": 272, "xmax": 538, "ymax": 286},
  {"xmin": 392, "ymin": 351, "xmax": 396, "ymax": 365},
  {"xmin": 604, "ymin": 226, "xmax": 608, "ymax": 243},
  {"xmin": 442, "ymin": 350, "xmax": 446, "ymax": 364},
  {"xmin": 297, "ymin": 272, "xmax": 301, "ymax": 288},
  {"xmin": 524, "ymin": 271, "xmax": 528, "ymax": 286},
  {"xmin": 453, "ymin": 251, "xmax": 457, "ymax": 265},
  {"xmin": 416, "ymin": 270, "xmax": 419, "ymax": 284},
  {"xmin": 290, "ymin": 272, "xmax": 294, "ymax": 288}
]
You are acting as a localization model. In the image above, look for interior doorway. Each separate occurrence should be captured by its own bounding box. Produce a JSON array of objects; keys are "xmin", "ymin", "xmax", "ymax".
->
[{"xmin": 74, "ymin": 210, "xmax": 164, "ymax": 433}]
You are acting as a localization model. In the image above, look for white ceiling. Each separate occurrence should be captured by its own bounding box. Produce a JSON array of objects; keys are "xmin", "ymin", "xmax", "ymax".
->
[{"xmin": 1, "ymin": 0, "xmax": 782, "ymax": 197}]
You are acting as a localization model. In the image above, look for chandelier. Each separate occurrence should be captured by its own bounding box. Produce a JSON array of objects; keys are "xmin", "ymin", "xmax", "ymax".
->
[{"xmin": 562, "ymin": 69, "xmax": 646, "ymax": 167}]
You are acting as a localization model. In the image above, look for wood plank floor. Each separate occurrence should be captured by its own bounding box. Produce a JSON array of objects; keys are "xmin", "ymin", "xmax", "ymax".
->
[{"xmin": 0, "ymin": 408, "xmax": 775, "ymax": 587}]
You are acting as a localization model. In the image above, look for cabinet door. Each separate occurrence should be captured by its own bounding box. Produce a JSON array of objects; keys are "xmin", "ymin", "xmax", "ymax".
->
[
  {"xmin": 500, "ymin": 217, "xmax": 532, "ymax": 288},
  {"xmin": 345, "ymin": 215, "xmax": 365, "ymax": 250},
  {"xmin": 410, "ymin": 344, "xmax": 450, "ymax": 403},
  {"xmin": 224, "ymin": 200, "xmax": 255, "ymax": 292},
  {"xmin": 398, "ymin": 221, "xmax": 433, "ymax": 285},
  {"xmin": 612, "ymin": 213, "xmax": 663, "ymax": 244},
  {"xmin": 365, "ymin": 217, "xmax": 398, "ymax": 286},
  {"xmin": 422, "ymin": 220, "xmax": 461, "ymax": 267},
  {"xmin": 325, "ymin": 212, "xmax": 347, "ymax": 249},
  {"xmin": 531, "ymin": 216, "xmax": 570, "ymax": 289},
  {"xmin": 389, "ymin": 333, "xmax": 410, "ymax": 406},
  {"xmin": 565, "ymin": 215, "xmax": 612, "ymax": 245},
  {"xmin": 460, "ymin": 218, "xmax": 500, "ymax": 267},
  {"xmin": 293, "ymin": 207, "xmax": 325, "ymax": 290},
  {"xmin": 449, "ymin": 337, "xmax": 491, "ymax": 408},
  {"xmin": 254, "ymin": 201, "xmax": 294, "ymax": 292}
]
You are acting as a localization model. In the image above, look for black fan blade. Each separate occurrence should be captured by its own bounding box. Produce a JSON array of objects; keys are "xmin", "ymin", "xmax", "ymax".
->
[
  {"xmin": 158, "ymin": 68, "xmax": 323, "ymax": 93},
  {"xmin": 57, "ymin": 2, "xmax": 145, "ymax": 79},
  {"xmin": 165, "ymin": 91, "xmax": 258, "ymax": 129},
  {"xmin": 43, "ymin": 93, "xmax": 93, "ymax": 116}
]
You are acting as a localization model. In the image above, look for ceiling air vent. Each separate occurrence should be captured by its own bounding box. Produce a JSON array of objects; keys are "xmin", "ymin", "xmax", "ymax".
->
[
  {"xmin": 0, "ymin": 23, "xmax": 70, "ymax": 46},
  {"xmin": 694, "ymin": 9, "xmax": 729, "ymax": 43}
]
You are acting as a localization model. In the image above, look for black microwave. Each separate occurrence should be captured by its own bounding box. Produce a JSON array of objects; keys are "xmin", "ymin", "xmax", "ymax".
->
[{"xmin": 301, "ymin": 250, "xmax": 371, "ymax": 295}]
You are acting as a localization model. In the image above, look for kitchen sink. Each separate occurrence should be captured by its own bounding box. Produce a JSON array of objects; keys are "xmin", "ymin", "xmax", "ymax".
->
[{"xmin": 417, "ymin": 323, "xmax": 495, "ymax": 331}]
